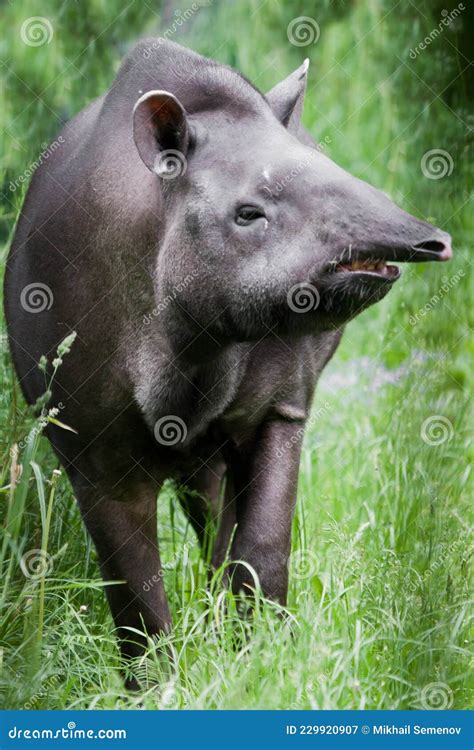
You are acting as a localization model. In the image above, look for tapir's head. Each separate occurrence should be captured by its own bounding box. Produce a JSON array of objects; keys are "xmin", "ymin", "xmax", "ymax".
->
[{"xmin": 132, "ymin": 46, "xmax": 451, "ymax": 351}]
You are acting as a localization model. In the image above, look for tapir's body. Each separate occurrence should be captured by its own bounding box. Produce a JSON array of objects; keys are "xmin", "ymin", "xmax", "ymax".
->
[{"xmin": 4, "ymin": 40, "xmax": 451, "ymax": 684}]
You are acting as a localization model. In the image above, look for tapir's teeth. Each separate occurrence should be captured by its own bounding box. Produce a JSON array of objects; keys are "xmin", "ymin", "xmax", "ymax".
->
[{"xmin": 335, "ymin": 258, "xmax": 388, "ymax": 274}]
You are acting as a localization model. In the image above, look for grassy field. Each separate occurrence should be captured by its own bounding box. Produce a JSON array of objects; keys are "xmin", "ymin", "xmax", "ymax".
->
[{"xmin": 0, "ymin": 0, "xmax": 472, "ymax": 710}]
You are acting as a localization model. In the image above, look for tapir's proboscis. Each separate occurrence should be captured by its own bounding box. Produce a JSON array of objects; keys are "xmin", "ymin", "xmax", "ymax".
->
[{"xmin": 4, "ymin": 40, "xmax": 452, "ymax": 686}]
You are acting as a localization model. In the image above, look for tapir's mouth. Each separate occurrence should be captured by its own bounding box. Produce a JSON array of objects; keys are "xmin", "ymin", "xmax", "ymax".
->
[
  {"xmin": 327, "ymin": 239, "xmax": 452, "ymax": 284},
  {"xmin": 334, "ymin": 259, "xmax": 400, "ymax": 281}
]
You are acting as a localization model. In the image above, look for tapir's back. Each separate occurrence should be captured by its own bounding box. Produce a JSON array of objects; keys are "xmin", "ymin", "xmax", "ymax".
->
[
  {"xmin": 3, "ymin": 43, "xmax": 168, "ymax": 410},
  {"xmin": 4, "ymin": 97, "xmax": 98, "ymax": 401}
]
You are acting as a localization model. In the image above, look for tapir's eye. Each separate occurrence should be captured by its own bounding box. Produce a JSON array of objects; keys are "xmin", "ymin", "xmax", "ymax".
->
[{"xmin": 235, "ymin": 205, "xmax": 267, "ymax": 226}]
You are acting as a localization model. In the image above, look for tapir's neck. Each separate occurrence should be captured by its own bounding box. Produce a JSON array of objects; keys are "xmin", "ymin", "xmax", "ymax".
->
[{"xmin": 133, "ymin": 332, "xmax": 249, "ymax": 446}]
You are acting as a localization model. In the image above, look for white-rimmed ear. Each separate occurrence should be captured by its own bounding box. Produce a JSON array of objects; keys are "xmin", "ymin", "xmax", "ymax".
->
[
  {"xmin": 266, "ymin": 59, "xmax": 309, "ymax": 130},
  {"xmin": 133, "ymin": 89, "xmax": 189, "ymax": 175}
]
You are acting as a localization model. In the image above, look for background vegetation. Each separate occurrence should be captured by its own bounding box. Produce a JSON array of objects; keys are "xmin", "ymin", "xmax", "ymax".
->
[{"xmin": 0, "ymin": 0, "xmax": 472, "ymax": 709}]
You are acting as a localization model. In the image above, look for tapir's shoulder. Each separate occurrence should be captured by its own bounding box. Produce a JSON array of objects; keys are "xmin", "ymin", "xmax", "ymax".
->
[{"xmin": 219, "ymin": 330, "xmax": 343, "ymax": 440}]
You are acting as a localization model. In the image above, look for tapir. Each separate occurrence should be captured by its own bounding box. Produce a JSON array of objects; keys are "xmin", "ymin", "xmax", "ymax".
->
[{"xmin": 4, "ymin": 40, "xmax": 452, "ymax": 680}]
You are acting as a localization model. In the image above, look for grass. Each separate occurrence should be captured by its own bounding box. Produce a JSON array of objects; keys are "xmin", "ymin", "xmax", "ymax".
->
[{"xmin": 0, "ymin": 0, "xmax": 472, "ymax": 710}]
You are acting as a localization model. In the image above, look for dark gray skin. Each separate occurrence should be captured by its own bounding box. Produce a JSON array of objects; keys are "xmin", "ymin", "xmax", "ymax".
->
[{"xmin": 4, "ymin": 40, "xmax": 452, "ymax": 683}]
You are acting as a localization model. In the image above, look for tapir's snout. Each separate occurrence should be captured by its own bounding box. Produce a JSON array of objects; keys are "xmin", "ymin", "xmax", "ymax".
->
[
  {"xmin": 395, "ymin": 231, "xmax": 452, "ymax": 262},
  {"xmin": 314, "ymin": 164, "xmax": 453, "ymax": 287},
  {"xmin": 332, "ymin": 226, "xmax": 453, "ymax": 267}
]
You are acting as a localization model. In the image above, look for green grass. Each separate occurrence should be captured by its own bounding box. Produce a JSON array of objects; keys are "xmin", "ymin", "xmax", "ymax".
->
[{"xmin": 0, "ymin": 0, "xmax": 472, "ymax": 710}]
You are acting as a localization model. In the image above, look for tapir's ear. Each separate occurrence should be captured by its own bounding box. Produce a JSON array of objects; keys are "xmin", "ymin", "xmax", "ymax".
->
[
  {"xmin": 266, "ymin": 59, "xmax": 309, "ymax": 130},
  {"xmin": 133, "ymin": 90, "xmax": 189, "ymax": 176}
]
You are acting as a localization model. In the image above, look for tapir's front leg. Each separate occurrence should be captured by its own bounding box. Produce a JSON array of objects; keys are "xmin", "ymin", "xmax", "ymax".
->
[
  {"xmin": 228, "ymin": 420, "xmax": 304, "ymax": 603},
  {"xmin": 72, "ymin": 475, "xmax": 172, "ymax": 687}
]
